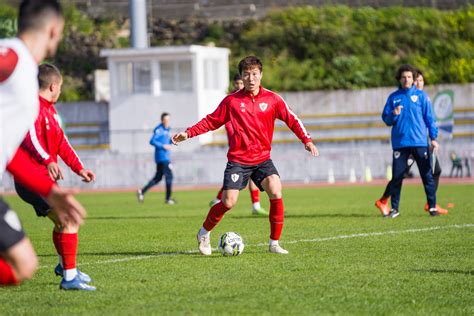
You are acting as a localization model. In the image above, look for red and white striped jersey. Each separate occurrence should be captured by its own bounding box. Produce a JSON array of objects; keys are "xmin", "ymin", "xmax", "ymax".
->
[
  {"xmin": 186, "ymin": 87, "xmax": 312, "ymax": 165},
  {"xmin": 21, "ymin": 96, "xmax": 84, "ymax": 175}
]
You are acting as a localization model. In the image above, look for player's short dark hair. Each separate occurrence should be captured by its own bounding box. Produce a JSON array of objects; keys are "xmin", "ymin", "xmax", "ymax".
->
[
  {"xmin": 161, "ymin": 112, "xmax": 170, "ymax": 121},
  {"xmin": 38, "ymin": 63, "xmax": 61, "ymax": 90},
  {"xmin": 238, "ymin": 56, "xmax": 263, "ymax": 75},
  {"xmin": 395, "ymin": 64, "xmax": 416, "ymax": 81},
  {"xmin": 233, "ymin": 74, "xmax": 242, "ymax": 82},
  {"xmin": 18, "ymin": 0, "xmax": 63, "ymax": 34},
  {"xmin": 414, "ymin": 68, "xmax": 423, "ymax": 78}
]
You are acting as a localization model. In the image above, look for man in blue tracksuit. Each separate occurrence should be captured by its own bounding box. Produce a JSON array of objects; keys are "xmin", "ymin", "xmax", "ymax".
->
[
  {"xmin": 137, "ymin": 112, "xmax": 175, "ymax": 204},
  {"xmin": 382, "ymin": 64, "xmax": 439, "ymax": 218}
]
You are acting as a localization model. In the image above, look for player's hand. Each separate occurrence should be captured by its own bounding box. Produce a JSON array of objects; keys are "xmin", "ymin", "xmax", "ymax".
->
[
  {"xmin": 304, "ymin": 142, "xmax": 319, "ymax": 157},
  {"xmin": 47, "ymin": 162, "xmax": 64, "ymax": 181},
  {"xmin": 163, "ymin": 144, "xmax": 173, "ymax": 150},
  {"xmin": 393, "ymin": 105, "xmax": 403, "ymax": 115},
  {"xmin": 79, "ymin": 169, "xmax": 96, "ymax": 183},
  {"xmin": 431, "ymin": 140, "xmax": 440, "ymax": 153},
  {"xmin": 46, "ymin": 185, "xmax": 86, "ymax": 226},
  {"xmin": 172, "ymin": 132, "xmax": 188, "ymax": 144}
]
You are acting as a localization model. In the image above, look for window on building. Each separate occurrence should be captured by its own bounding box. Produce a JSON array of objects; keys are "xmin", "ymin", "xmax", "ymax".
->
[
  {"xmin": 203, "ymin": 59, "xmax": 221, "ymax": 90},
  {"xmin": 160, "ymin": 60, "xmax": 193, "ymax": 92},
  {"xmin": 116, "ymin": 61, "xmax": 151, "ymax": 95},
  {"xmin": 133, "ymin": 62, "xmax": 152, "ymax": 93}
]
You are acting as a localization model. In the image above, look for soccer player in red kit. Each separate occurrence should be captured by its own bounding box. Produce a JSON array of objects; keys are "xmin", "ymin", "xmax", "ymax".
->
[
  {"xmin": 14, "ymin": 63, "xmax": 96, "ymax": 291},
  {"xmin": 210, "ymin": 74, "xmax": 268, "ymax": 216},
  {"xmin": 173, "ymin": 56, "xmax": 319, "ymax": 255},
  {"xmin": 0, "ymin": 0, "xmax": 87, "ymax": 287}
]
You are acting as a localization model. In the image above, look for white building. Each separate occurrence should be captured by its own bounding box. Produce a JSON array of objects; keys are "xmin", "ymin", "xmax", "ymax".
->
[{"xmin": 100, "ymin": 45, "xmax": 230, "ymax": 153}]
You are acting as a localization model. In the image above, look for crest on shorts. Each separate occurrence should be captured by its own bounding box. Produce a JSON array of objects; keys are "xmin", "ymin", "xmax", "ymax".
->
[
  {"xmin": 394, "ymin": 151, "xmax": 400, "ymax": 159},
  {"xmin": 231, "ymin": 173, "xmax": 239, "ymax": 183},
  {"xmin": 259, "ymin": 103, "xmax": 268, "ymax": 111},
  {"xmin": 411, "ymin": 95, "xmax": 418, "ymax": 102}
]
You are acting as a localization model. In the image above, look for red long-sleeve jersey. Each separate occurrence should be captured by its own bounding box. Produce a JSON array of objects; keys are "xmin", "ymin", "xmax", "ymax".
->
[
  {"xmin": 20, "ymin": 96, "xmax": 84, "ymax": 176},
  {"xmin": 186, "ymin": 87, "xmax": 312, "ymax": 165}
]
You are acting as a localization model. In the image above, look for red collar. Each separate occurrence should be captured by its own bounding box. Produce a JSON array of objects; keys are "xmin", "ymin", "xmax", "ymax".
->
[
  {"xmin": 39, "ymin": 95, "xmax": 54, "ymax": 108},
  {"xmin": 242, "ymin": 86, "xmax": 264, "ymax": 98}
]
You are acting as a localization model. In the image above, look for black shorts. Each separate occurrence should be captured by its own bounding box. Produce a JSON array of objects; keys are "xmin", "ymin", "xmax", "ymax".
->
[
  {"xmin": 223, "ymin": 159, "xmax": 279, "ymax": 192},
  {"xmin": 0, "ymin": 198, "xmax": 25, "ymax": 252},
  {"xmin": 14, "ymin": 181, "xmax": 51, "ymax": 217}
]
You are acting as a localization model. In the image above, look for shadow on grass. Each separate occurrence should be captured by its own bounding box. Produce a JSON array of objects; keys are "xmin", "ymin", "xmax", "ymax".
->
[{"xmin": 411, "ymin": 269, "xmax": 474, "ymax": 276}]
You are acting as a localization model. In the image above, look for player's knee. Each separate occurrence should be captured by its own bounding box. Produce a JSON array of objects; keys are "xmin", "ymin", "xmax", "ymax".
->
[
  {"xmin": 221, "ymin": 196, "xmax": 237, "ymax": 209},
  {"xmin": 16, "ymin": 257, "xmax": 37, "ymax": 281}
]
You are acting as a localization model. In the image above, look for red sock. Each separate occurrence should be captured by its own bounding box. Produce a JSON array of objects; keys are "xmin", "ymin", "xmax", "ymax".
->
[
  {"xmin": 52, "ymin": 230, "xmax": 62, "ymax": 256},
  {"xmin": 216, "ymin": 188, "xmax": 224, "ymax": 200},
  {"xmin": 250, "ymin": 189, "xmax": 260, "ymax": 203},
  {"xmin": 57, "ymin": 233, "xmax": 78, "ymax": 270},
  {"xmin": 203, "ymin": 201, "xmax": 230, "ymax": 231},
  {"xmin": 269, "ymin": 198, "xmax": 284, "ymax": 240},
  {"xmin": 0, "ymin": 258, "xmax": 18, "ymax": 285}
]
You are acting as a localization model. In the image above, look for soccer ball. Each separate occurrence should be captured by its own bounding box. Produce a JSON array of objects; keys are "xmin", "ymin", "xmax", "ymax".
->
[{"xmin": 218, "ymin": 232, "xmax": 245, "ymax": 256}]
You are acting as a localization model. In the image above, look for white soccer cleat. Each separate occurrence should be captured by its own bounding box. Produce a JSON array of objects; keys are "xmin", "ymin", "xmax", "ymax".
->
[
  {"xmin": 197, "ymin": 233, "xmax": 212, "ymax": 256},
  {"xmin": 136, "ymin": 189, "xmax": 144, "ymax": 203},
  {"xmin": 269, "ymin": 244, "xmax": 289, "ymax": 254}
]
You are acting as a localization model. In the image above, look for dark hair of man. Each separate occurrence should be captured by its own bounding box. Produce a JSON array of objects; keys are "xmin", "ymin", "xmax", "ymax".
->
[
  {"xmin": 238, "ymin": 56, "xmax": 263, "ymax": 75},
  {"xmin": 38, "ymin": 63, "xmax": 61, "ymax": 90},
  {"xmin": 18, "ymin": 0, "xmax": 63, "ymax": 34},
  {"xmin": 395, "ymin": 64, "xmax": 416, "ymax": 81},
  {"xmin": 414, "ymin": 68, "xmax": 426, "ymax": 83},
  {"xmin": 161, "ymin": 112, "xmax": 170, "ymax": 121},
  {"xmin": 233, "ymin": 74, "xmax": 242, "ymax": 82}
]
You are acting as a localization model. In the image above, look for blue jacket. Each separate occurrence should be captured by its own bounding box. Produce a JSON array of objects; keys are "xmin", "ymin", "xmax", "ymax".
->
[
  {"xmin": 382, "ymin": 85, "xmax": 438, "ymax": 150},
  {"xmin": 150, "ymin": 124, "xmax": 172, "ymax": 163}
]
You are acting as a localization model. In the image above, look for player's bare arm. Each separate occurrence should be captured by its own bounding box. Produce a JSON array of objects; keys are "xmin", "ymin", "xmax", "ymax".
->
[
  {"xmin": 304, "ymin": 142, "xmax": 319, "ymax": 157},
  {"xmin": 172, "ymin": 132, "xmax": 188, "ymax": 144}
]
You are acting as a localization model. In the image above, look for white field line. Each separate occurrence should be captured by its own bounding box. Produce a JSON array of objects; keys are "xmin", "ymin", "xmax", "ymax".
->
[{"xmin": 38, "ymin": 223, "xmax": 473, "ymax": 269}]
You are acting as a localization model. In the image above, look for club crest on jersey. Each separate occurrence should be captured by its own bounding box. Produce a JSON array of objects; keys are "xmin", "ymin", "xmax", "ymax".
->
[
  {"xmin": 240, "ymin": 103, "xmax": 246, "ymax": 112},
  {"xmin": 259, "ymin": 103, "xmax": 268, "ymax": 111},
  {"xmin": 394, "ymin": 151, "xmax": 400, "ymax": 159},
  {"xmin": 231, "ymin": 174, "xmax": 239, "ymax": 183},
  {"xmin": 411, "ymin": 95, "xmax": 418, "ymax": 102}
]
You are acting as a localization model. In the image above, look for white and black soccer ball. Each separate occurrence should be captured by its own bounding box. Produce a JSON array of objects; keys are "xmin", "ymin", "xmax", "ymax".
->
[{"xmin": 218, "ymin": 232, "xmax": 245, "ymax": 256}]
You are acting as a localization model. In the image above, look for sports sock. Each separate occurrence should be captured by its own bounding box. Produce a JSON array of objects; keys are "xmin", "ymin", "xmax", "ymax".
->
[
  {"xmin": 269, "ymin": 198, "xmax": 284, "ymax": 240},
  {"xmin": 0, "ymin": 258, "xmax": 18, "ymax": 285},
  {"xmin": 250, "ymin": 189, "xmax": 261, "ymax": 210},
  {"xmin": 269, "ymin": 239, "xmax": 279, "ymax": 247},
  {"xmin": 203, "ymin": 201, "xmax": 230, "ymax": 231},
  {"xmin": 198, "ymin": 227, "xmax": 210, "ymax": 237},
  {"xmin": 216, "ymin": 188, "xmax": 223, "ymax": 200},
  {"xmin": 57, "ymin": 232, "xmax": 78, "ymax": 281},
  {"xmin": 250, "ymin": 189, "xmax": 260, "ymax": 203}
]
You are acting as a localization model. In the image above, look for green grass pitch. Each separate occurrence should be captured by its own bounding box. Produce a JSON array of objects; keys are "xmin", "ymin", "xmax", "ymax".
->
[{"xmin": 0, "ymin": 184, "xmax": 472, "ymax": 315}]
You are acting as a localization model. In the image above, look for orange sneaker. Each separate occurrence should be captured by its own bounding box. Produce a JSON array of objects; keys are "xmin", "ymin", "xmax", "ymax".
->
[
  {"xmin": 424, "ymin": 203, "xmax": 449, "ymax": 215},
  {"xmin": 375, "ymin": 199, "xmax": 390, "ymax": 216}
]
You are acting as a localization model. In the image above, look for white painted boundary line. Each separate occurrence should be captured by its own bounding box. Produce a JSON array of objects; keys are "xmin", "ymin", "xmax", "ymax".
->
[{"xmin": 38, "ymin": 223, "xmax": 473, "ymax": 269}]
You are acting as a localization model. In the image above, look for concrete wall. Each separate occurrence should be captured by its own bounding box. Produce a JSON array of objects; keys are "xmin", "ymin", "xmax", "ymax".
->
[{"xmin": 280, "ymin": 83, "xmax": 474, "ymax": 115}]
